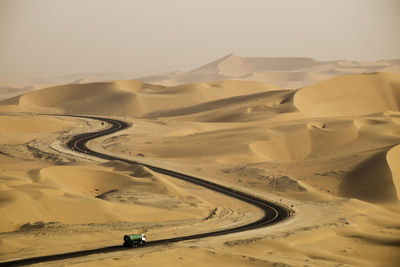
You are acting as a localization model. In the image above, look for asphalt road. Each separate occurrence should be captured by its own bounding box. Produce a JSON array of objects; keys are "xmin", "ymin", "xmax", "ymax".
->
[{"xmin": 0, "ymin": 115, "xmax": 291, "ymax": 266}]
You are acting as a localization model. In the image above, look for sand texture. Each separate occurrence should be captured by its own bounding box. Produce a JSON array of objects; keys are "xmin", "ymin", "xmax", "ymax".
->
[{"xmin": 1, "ymin": 66, "xmax": 400, "ymax": 266}]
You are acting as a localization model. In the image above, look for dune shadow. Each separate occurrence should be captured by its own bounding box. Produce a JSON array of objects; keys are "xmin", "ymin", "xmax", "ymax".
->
[{"xmin": 339, "ymin": 150, "xmax": 398, "ymax": 203}]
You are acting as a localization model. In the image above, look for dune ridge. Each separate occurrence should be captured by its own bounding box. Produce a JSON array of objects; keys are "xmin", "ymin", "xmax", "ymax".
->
[{"xmin": 6, "ymin": 79, "xmax": 280, "ymax": 118}]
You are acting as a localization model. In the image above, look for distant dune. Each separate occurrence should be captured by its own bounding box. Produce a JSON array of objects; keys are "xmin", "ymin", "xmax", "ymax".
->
[
  {"xmin": 0, "ymin": 82, "xmax": 34, "ymax": 101},
  {"xmin": 136, "ymin": 54, "xmax": 400, "ymax": 88},
  {"xmin": 3, "ymin": 54, "xmax": 400, "ymax": 93}
]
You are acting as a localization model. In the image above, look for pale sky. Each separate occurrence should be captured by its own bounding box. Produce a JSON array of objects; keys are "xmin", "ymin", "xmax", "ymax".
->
[{"xmin": 1, "ymin": 0, "xmax": 399, "ymax": 80}]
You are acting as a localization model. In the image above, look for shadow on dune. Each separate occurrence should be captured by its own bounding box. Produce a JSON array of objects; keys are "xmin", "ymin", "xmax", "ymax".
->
[{"xmin": 339, "ymin": 150, "xmax": 398, "ymax": 203}]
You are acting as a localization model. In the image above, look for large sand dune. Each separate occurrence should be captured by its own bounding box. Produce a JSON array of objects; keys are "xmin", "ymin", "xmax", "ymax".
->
[
  {"xmin": 180, "ymin": 53, "xmax": 324, "ymax": 81},
  {"xmin": 10, "ymin": 79, "xmax": 280, "ymax": 117},
  {"xmin": 18, "ymin": 80, "xmax": 164, "ymax": 116},
  {"xmin": 294, "ymin": 72, "xmax": 400, "ymax": 117}
]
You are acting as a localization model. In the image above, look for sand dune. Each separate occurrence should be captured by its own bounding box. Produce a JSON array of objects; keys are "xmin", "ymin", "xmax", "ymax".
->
[
  {"xmin": 136, "ymin": 54, "xmax": 400, "ymax": 88},
  {"xmin": 387, "ymin": 144, "xmax": 400, "ymax": 199},
  {"xmin": 185, "ymin": 53, "xmax": 324, "ymax": 79},
  {"xmin": 294, "ymin": 72, "xmax": 400, "ymax": 117},
  {"xmin": 145, "ymin": 89, "xmax": 293, "ymax": 121},
  {"xmin": 8, "ymin": 79, "xmax": 280, "ymax": 118},
  {"xmin": 0, "ymin": 158, "xmax": 209, "ymax": 232},
  {"xmin": 158, "ymin": 54, "xmax": 334, "ymax": 86},
  {"xmin": 0, "ymin": 83, "xmax": 33, "ymax": 101},
  {"xmin": 18, "ymin": 80, "xmax": 164, "ymax": 116},
  {"xmin": 340, "ymin": 150, "xmax": 398, "ymax": 203},
  {"xmin": 241, "ymin": 70, "xmax": 333, "ymax": 88},
  {"xmin": 249, "ymin": 120, "xmax": 360, "ymax": 162}
]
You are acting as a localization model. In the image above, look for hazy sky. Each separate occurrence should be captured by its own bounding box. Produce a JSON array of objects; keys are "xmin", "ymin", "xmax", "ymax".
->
[{"xmin": 1, "ymin": 0, "xmax": 399, "ymax": 80}]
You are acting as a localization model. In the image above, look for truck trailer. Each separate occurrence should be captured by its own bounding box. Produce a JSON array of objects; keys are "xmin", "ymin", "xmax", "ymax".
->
[{"xmin": 123, "ymin": 233, "xmax": 146, "ymax": 247}]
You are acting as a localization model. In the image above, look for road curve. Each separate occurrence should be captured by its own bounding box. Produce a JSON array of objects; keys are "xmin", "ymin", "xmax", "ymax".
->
[{"xmin": 0, "ymin": 115, "xmax": 291, "ymax": 266}]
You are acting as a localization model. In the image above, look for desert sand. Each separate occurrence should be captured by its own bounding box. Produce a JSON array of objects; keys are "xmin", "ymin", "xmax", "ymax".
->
[{"xmin": 1, "ymin": 57, "xmax": 400, "ymax": 266}]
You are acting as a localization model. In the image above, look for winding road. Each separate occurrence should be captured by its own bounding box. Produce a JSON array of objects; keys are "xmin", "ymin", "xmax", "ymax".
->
[{"xmin": 1, "ymin": 115, "xmax": 291, "ymax": 266}]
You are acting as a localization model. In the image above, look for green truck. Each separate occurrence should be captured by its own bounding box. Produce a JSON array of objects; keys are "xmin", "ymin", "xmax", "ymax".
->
[{"xmin": 123, "ymin": 233, "xmax": 146, "ymax": 247}]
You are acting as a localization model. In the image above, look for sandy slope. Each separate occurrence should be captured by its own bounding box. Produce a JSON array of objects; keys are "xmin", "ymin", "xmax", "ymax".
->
[
  {"xmin": 10, "ymin": 79, "xmax": 280, "ymax": 117},
  {"xmin": 294, "ymin": 73, "xmax": 400, "ymax": 117},
  {"xmin": 1, "ymin": 72, "xmax": 400, "ymax": 266},
  {"xmin": 387, "ymin": 142, "xmax": 400, "ymax": 199}
]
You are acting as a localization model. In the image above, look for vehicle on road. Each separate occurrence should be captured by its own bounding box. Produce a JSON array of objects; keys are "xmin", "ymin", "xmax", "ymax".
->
[{"xmin": 123, "ymin": 233, "xmax": 146, "ymax": 247}]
